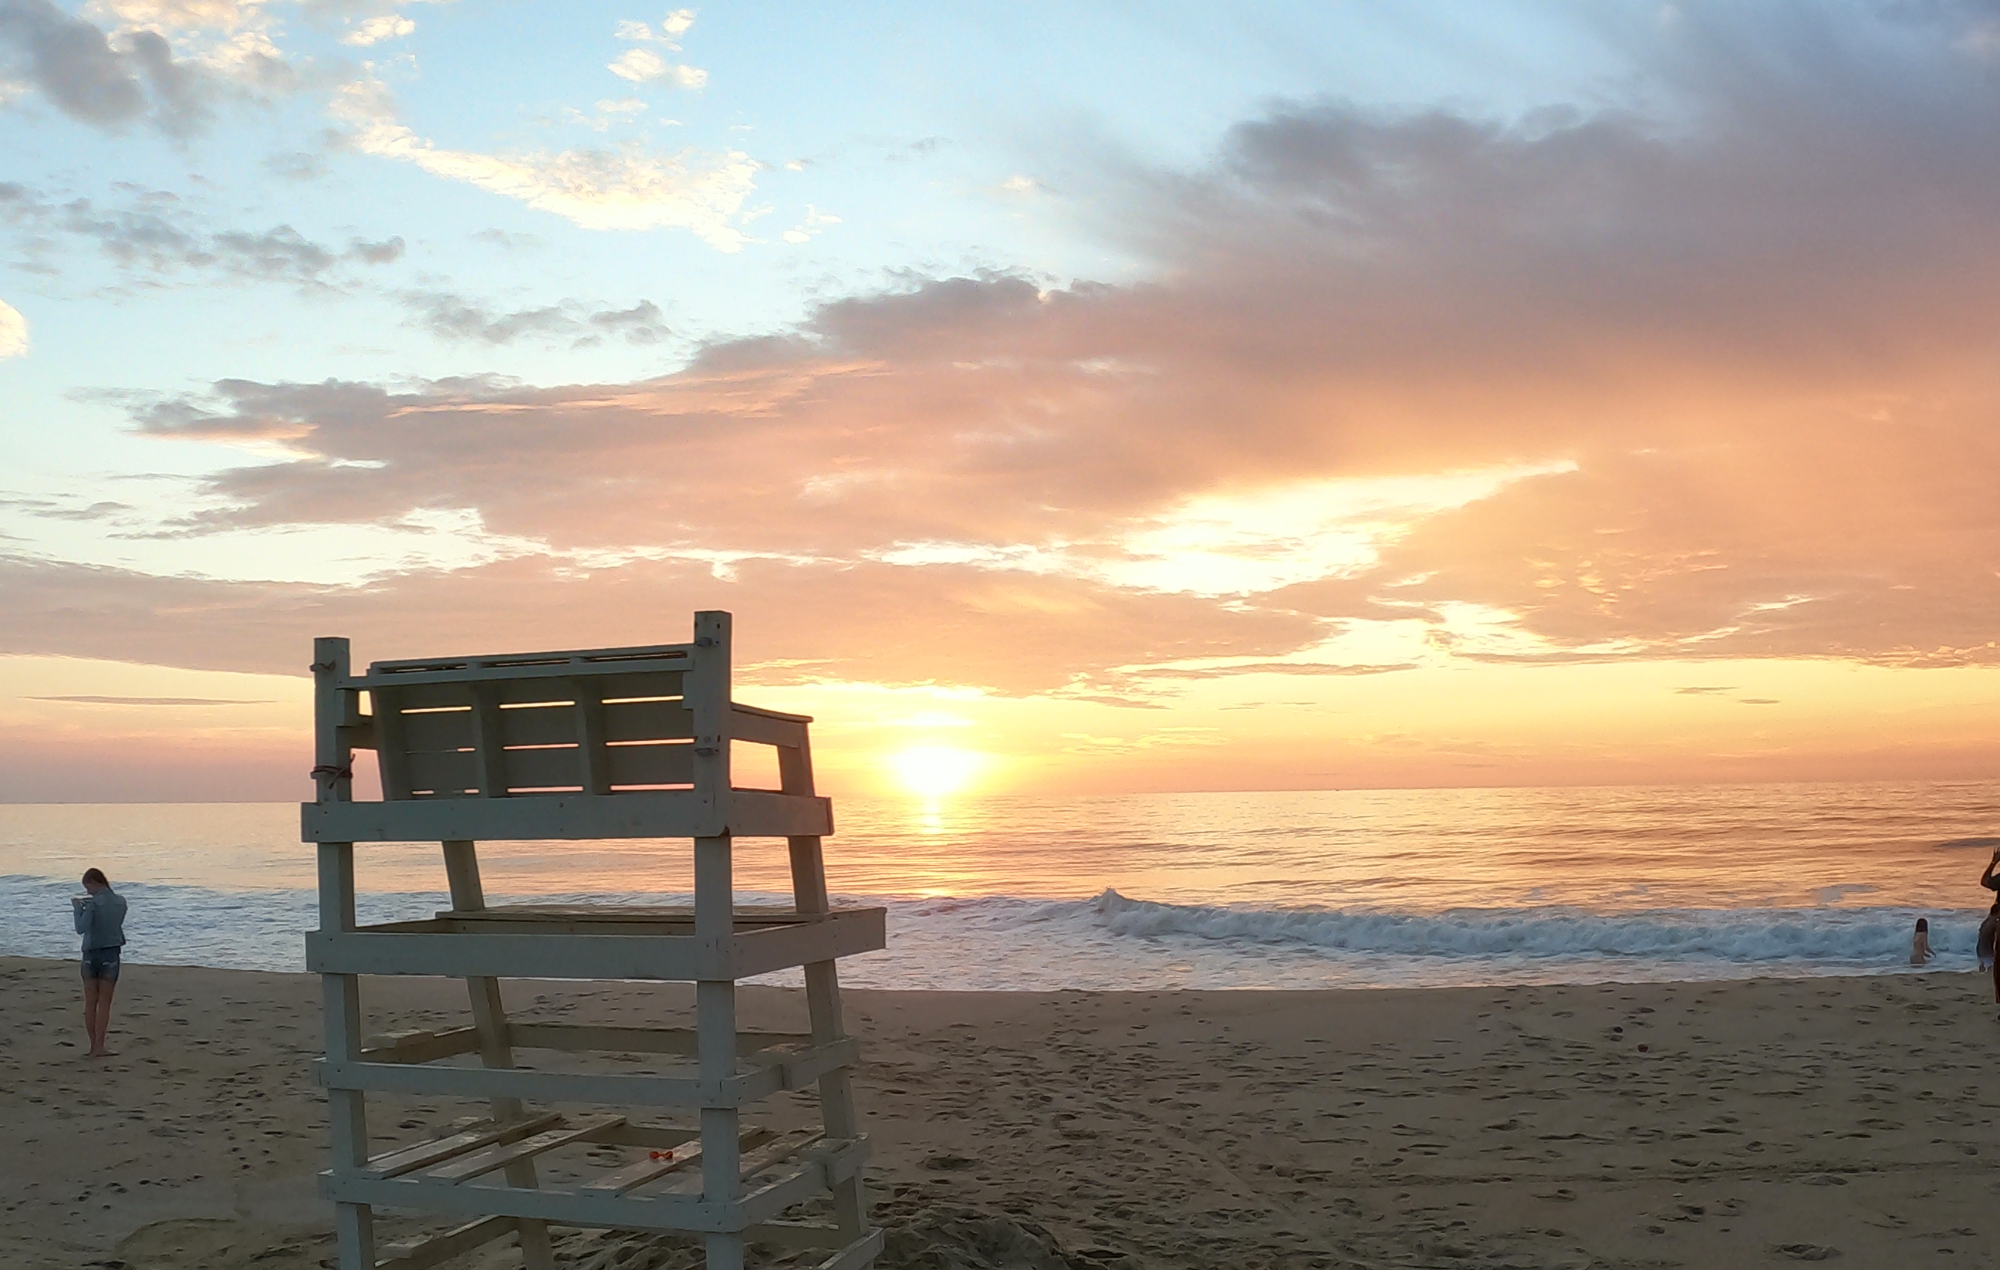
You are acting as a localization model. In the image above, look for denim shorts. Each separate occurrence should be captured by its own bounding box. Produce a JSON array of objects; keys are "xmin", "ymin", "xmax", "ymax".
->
[{"xmin": 81, "ymin": 947, "xmax": 121, "ymax": 981}]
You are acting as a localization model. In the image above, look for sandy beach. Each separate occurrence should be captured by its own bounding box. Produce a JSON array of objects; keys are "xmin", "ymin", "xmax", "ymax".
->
[{"xmin": 3, "ymin": 955, "xmax": 1997, "ymax": 1268}]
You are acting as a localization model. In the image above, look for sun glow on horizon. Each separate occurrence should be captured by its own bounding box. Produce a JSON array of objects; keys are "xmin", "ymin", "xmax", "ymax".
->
[{"xmin": 887, "ymin": 744, "xmax": 989, "ymax": 800}]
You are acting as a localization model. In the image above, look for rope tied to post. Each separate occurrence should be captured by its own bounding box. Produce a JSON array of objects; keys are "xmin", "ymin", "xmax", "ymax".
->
[{"xmin": 311, "ymin": 763, "xmax": 352, "ymax": 781}]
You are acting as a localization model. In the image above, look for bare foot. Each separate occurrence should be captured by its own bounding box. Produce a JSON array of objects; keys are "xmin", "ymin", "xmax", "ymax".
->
[{"xmin": 88, "ymin": 1048, "xmax": 117, "ymax": 1058}]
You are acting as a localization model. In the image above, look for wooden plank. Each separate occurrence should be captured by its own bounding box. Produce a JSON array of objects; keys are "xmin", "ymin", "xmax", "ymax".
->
[
  {"xmin": 579, "ymin": 1127, "xmax": 776, "ymax": 1196},
  {"xmin": 600, "ymin": 1123, "xmax": 700, "ymax": 1150},
  {"xmin": 303, "ymin": 787, "xmax": 835, "ymax": 840},
  {"xmin": 396, "ymin": 683, "xmax": 476, "ymax": 711},
  {"xmin": 322, "ymin": 1172, "xmax": 731, "ymax": 1234},
  {"xmin": 370, "ymin": 688, "xmax": 413, "ymax": 801},
  {"xmin": 375, "ymin": 1216, "xmax": 518, "ymax": 1270},
  {"xmin": 323, "ymin": 1143, "xmax": 848, "ymax": 1235},
  {"xmin": 735, "ymin": 1137, "xmax": 870, "ymax": 1225},
  {"xmin": 746, "ymin": 1135, "xmax": 868, "ymax": 1194},
  {"xmin": 605, "ymin": 698, "xmax": 694, "ymax": 741},
  {"xmin": 372, "ymin": 640, "xmax": 693, "ymax": 670},
  {"xmin": 391, "ymin": 678, "xmax": 624, "ymax": 710},
  {"xmin": 442, "ymin": 905, "xmax": 824, "ymax": 927},
  {"xmin": 744, "ymin": 1221, "xmax": 844, "ymax": 1250},
  {"xmin": 728, "ymin": 790, "xmax": 835, "ymax": 838},
  {"xmin": 501, "ymin": 744, "xmax": 585, "ymax": 791},
  {"xmin": 426, "ymin": 1116, "xmax": 626, "ymax": 1183},
  {"xmin": 400, "ymin": 709, "xmax": 474, "ymax": 752},
  {"xmin": 779, "ymin": 1037, "xmax": 863, "ymax": 1090},
  {"xmin": 497, "ymin": 703, "xmax": 580, "ymax": 748},
  {"xmin": 360, "ymin": 1026, "xmax": 481, "ymax": 1064},
  {"xmin": 365, "ymin": 1113, "xmax": 564, "ymax": 1179},
  {"xmin": 606, "ymin": 742, "xmax": 695, "ymax": 788},
  {"xmin": 308, "ymin": 930, "xmax": 701, "ymax": 980},
  {"xmin": 307, "ymin": 911, "xmax": 882, "ymax": 981},
  {"xmin": 336, "ymin": 718, "xmax": 376, "ymax": 753},
  {"xmin": 369, "ymin": 641, "xmax": 693, "ymax": 672},
  {"xmin": 736, "ymin": 1130, "xmax": 821, "ymax": 1181},
  {"xmin": 317, "ymin": 1058, "xmax": 748, "ymax": 1107},
  {"xmin": 508, "ymin": 1024, "xmax": 814, "ymax": 1056},
  {"xmin": 730, "ymin": 705, "xmax": 807, "ymax": 749},
  {"xmin": 734, "ymin": 701, "xmax": 812, "ymax": 724},
  {"xmin": 489, "ymin": 679, "xmax": 580, "ymax": 707},
  {"xmin": 302, "ymin": 788, "xmax": 731, "ymax": 842},
  {"xmin": 724, "ymin": 910, "xmax": 886, "ymax": 979},
  {"xmin": 580, "ymin": 1151, "xmax": 694, "ymax": 1197},
  {"xmin": 402, "ymin": 749, "xmax": 481, "ymax": 796},
  {"xmin": 470, "ymin": 685, "xmax": 510, "ymax": 799},
  {"xmin": 596, "ymin": 671, "xmax": 685, "ymax": 701},
  {"xmin": 350, "ymin": 662, "xmax": 688, "ymax": 693},
  {"xmin": 807, "ymin": 1229, "xmax": 886, "ymax": 1270},
  {"xmin": 575, "ymin": 680, "xmax": 611, "ymax": 796}
]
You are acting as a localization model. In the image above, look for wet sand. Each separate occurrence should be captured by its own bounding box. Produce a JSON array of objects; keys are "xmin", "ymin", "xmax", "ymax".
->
[{"xmin": 3, "ymin": 955, "xmax": 1998, "ymax": 1268}]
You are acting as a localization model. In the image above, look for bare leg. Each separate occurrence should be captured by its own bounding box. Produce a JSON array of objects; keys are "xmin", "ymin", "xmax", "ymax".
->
[
  {"xmin": 93, "ymin": 977, "xmax": 116, "ymax": 1055},
  {"xmin": 82, "ymin": 977, "xmax": 101, "ymax": 1053},
  {"xmin": 83, "ymin": 977, "xmax": 116, "ymax": 1055}
]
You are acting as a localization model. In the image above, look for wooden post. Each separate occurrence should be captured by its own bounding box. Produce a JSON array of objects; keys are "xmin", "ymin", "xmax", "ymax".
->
[
  {"xmin": 695, "ymin": 830, "xmax": 743, "ymax": 1270},
  {"xmin": 314, "ymin": 638, "xmax": 376, "ymax": 1270},
  {"xmin": 782, "ymin": 729, "xmax": 868, "ymax": 1242},
  {"xmin": 471, "ymin": 684, "xmax": 509, "ymax": 798},
  {"xmin": 573, "ymin": 678, "xmax": 611, "ymax": 796},
  {"xmin": 689, "ymin": 609, "xmax": 746, "ymax": 1266},
  {"xmin": 689, "ymin": 610, "xmax": 732, "ymax": 836},
  {"xmin": 443, "ymin": 839, "xmax": 555, "ymax": 1270}
]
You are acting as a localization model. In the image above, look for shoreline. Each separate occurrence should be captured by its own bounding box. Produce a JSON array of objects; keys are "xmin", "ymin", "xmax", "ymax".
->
[{"xmin": 3, "ymin": 955, "xmax": 1997, "ymax": 1267}]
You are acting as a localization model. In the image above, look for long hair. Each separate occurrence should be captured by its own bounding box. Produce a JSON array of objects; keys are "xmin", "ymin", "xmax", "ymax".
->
[{"xmin": 81, "ymin": 868, "xmax": 108, "ymax": 886}]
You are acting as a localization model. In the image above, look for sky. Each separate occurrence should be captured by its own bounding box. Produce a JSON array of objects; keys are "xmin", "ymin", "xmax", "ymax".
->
[{"xmin": 3, "ymin": 0, "xmax": 2000, "ymax": 802}]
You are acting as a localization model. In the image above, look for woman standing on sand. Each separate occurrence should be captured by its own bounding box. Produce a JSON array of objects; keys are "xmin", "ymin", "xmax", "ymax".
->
[{"xmin": 72, "ymin": 868, "xmax": 127, "ymax": 1058}]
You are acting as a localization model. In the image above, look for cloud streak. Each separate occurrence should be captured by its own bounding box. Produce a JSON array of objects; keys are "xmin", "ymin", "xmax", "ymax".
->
[
  {"xmin": 398, "ymin": 291, "xmax": 669, "ymax": 346},
  {"xmin": 331, "ymin": 73, "xmax": 757, "ymax": 249},
  {"xmin": 0, "ymin": 182, "xmax": 404, "ymax": 287}
]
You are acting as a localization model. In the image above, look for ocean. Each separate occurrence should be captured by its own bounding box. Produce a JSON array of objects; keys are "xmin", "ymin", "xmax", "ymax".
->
[{"xmin": 4, "ymin": 781, "xmax": 1998, "ymax": 990}]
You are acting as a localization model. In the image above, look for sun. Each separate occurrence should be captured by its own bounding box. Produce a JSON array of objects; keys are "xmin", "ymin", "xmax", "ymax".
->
[{"xmin": 887, "ymin": 745, "xmax": 987, "ymax": 799}]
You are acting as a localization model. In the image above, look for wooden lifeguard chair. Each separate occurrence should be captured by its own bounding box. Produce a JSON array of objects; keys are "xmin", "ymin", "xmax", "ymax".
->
[{"xmin": 303, "ymin": 611, "xmax": 884, "ymax": 1270}]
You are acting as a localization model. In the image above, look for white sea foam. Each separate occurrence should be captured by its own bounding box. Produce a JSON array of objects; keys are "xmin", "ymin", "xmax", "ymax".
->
[{"xmin": 1087, "ymin": 888, "xmax": 1967, "ymax": 967}]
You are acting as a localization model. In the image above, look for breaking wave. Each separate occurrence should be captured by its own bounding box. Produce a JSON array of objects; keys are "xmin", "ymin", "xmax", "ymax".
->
[{"xmin": 1085, "ymin": 888, "xmax": 1969, "ymax": 969}]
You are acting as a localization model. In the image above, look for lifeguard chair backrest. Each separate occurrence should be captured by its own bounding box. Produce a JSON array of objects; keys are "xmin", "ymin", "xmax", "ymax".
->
[
  {"xmin": 306, "ymin": 612, "xmax": 831, "ymax": 843},
  {"xmin": 361, "ymin": 619, "xmax": 726, "ymax": 800}
]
